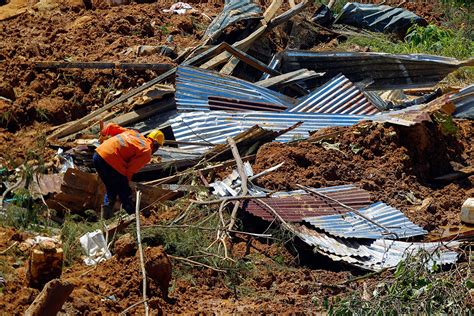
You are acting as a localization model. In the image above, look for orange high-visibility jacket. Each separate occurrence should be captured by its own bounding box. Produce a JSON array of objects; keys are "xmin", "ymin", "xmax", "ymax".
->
[{"xmin": 96, "ymin": 123, "xmax": 153, "ymax": 180}]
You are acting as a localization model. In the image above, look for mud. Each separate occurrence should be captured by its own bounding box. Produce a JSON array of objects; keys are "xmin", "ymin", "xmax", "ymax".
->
[
  {"xmin": 0, "ymin": 2, "xmax": 219, "ymax": 164},
  {"xmin": 0, "ymin": 226, "xmax": 353, "ymax": 314},
  {"xmin": 253, "ymin": 120, "xmax": 474, "ymax": 231},
  {"xmin": 144, "ymin": 245, "xmax": 172, "ymax": 298},
  {"xmin": 113, "ymin": 232, "xmax": 136, "ymax": 258}
]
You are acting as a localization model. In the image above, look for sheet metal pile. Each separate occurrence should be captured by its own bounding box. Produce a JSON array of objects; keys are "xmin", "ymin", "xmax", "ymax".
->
[
  {"xmin": 210, "ymin": 165, "xmax": 459, "ymax": 271},
  {"xmin": 44, "ymin": 0, "xmax": 473, "ymax": 271}
]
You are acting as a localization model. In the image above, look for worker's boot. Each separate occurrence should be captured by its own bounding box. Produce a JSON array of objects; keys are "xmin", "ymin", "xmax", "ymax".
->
[{"xmin": 101, "ymin": 204, "xmax": 114, "ymax": 220}]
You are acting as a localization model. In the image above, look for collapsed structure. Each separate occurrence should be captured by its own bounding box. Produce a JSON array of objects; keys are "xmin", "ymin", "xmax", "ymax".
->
[
  {"xmin": 28, "ymin": 0, "xmax": 473, "ymax": 272},
  {"xmin": 1, "ymin": 0, "xmax": 473, "ymax": 313}
]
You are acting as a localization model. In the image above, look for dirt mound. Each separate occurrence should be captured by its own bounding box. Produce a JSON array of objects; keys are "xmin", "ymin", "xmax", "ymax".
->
[
  {"xmin": 144, "ymin": 245, "xmax": 172, "ymax": 298},
  {"xmin": 63, "ymin": 250, "xmax": 167, "ymax": 313},
  {"xmin": 114, "ymin": 233, "xmax": 136, "ymax": 258},
  {"xmin": 0, "ymin": 3, "xmax": 218, "ymax": 134},
  {"xmin": 253, "ymin": 120, "xmax": 474, "ymax": 231}
]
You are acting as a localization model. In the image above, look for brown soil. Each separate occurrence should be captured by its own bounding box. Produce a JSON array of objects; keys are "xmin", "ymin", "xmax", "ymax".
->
[
  {"xmin": 0, "ymin": 2, "xmax": 220, "ymax": 163},
  {"xmin": 113, "ymin": 232, "xmax": 136, "ymax": 258},
  {"xmin": 253, "ymin": 120, "xmax": 474, "ymax": 232},
  {"xmin": 144, "ymin": 245, "xmax": 172, "ymax": 298},
  {"xmin": 0, "ymin": 225, "xmax": 353, "ymax": 314}
]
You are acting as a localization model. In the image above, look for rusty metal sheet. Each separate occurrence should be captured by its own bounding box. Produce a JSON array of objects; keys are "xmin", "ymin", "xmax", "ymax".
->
[
  {"xmin": 243, "ymin": 184, "xmax": 371, "ymax": 222},
  {"xmin": 30, "ymin": 173, "xmax": 63, "ymax": 196}
]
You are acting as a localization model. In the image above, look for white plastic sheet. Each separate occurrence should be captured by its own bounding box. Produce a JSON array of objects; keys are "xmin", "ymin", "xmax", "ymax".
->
[{"xmin": 79, "ymin": 230, "xmax": 112, "ymax": 266}]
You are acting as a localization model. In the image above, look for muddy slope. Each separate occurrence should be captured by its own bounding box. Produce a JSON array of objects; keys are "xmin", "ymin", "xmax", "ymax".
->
[{"xmin": 253, "ymin": 120, "xmax": 474, "ymax": 231}]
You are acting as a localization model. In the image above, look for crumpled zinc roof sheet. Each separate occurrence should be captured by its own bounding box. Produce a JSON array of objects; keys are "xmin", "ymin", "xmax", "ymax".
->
[
  {"xmin": 243, "ymin": 184, "xmax": 371, "ymax": 222},
  {"xmin": 268, "ymin": 51, "xmax": 467, "ymax": 90},
  {"xmin": 304, "ymin": 201, "xmax": 427, "ymax": 239},
  {"xmin": 452, "ymin": 84, "xmax": 474, "ymax": 119},
  {"xmin": 167, "ymin": 111, "xmax": 368, "ymax": 152},
  {"xmin": 175, "ymin": 66, "xmax": 294, "ymax": 112},
  {"xmin": 203, "ymin": 0, "xmax": 262, "ymax": 42},
  {"xmin": 335, "ymin": 2, "xmax": 426, "ymax": 35},
  {"xmin": 295, "ymin": 224, "xmax": 459, "ymax": 271},
  {"xmin": 289, "ymin": 74, "xmax": 381, "ymax": 115}
]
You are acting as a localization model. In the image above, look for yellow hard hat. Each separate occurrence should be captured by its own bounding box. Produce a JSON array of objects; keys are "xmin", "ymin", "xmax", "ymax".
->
[{"xmin": 147, "ymin": 130, "xmax": 165, "ymax": 146}]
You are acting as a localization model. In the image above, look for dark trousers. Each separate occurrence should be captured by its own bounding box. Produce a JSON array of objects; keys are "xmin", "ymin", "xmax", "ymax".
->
[{"xmin": 93, "ymin": 153, "xmax": 134, "ymax": 214}]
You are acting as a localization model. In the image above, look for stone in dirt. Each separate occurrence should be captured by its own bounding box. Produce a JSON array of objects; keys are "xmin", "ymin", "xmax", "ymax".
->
[
  {"xmin": 144, "ymin": 246, "xmax": 172, "ymax": 299},
  {"xmin": 27, "ymin": 240, "xmax": 63, "ymax": 289},
  {"xmin": 0, "ymin": 83, "xmax": 15, "ymax": 101},
  {"xmin": 114, "ymin": 233, "xmax": 136, "ymax": 258}
]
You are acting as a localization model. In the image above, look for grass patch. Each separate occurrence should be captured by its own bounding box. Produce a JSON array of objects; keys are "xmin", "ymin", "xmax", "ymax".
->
[
  {"xmin": 327, "ymin": 251, "xmax": 473, "ymax": 315},
  {"xmin": 61, "ymin": 215, "xmax": 101, "ymax": 266},
  {"xmin": 340, "ymin": 24, "xmax": 474, "ymax": 60}
]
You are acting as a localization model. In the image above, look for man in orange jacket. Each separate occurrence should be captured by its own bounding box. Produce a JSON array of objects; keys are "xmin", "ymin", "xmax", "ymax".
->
[{"xmin": 93, "ymin": 123, "xmax": 165, "ymax": 219}]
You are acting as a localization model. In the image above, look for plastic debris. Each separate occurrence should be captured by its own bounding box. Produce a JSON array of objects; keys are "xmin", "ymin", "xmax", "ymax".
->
[
  {"xmin": 163, "ymin": 2, "xmax": 193, "ymax": 15},
  {"xmin": 79, "ymin": 230, "xmax": 112, "ymax": 266}
]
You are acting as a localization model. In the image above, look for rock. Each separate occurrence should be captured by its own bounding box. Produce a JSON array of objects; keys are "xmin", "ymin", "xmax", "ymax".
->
[
  {"xmin": 114, "ymin": 233, "xmax": 136, "ymax": 258},
  {"xmin": 0, "ymin": 83, "xmax": 15, "ymax": 101},
  {"xmin": 144, "ymin": 246, "xmax": 172, "ymax": 298}
]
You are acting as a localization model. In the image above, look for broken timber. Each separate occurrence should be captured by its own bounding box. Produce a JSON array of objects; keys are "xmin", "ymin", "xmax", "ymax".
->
[
  {"xmin": 25, "ymin": 279, "xmax": 75, "ymax": 316},
  {"xmin": 34, "ymin": 61, "xmax": 173, "ymax": 72}
]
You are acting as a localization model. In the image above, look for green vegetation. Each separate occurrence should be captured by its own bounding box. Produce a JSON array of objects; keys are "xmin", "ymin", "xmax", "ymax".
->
[
  {"xmin": 327, "ymin": 252, "xmax": 473, "ymax": 315},
  {"xmin": 61, "ymin": 215, "xmax": 101, "ymax": 266},
  {"xmin": 340, "ymin": 24, "xmax": 473, "ymax": 60}
]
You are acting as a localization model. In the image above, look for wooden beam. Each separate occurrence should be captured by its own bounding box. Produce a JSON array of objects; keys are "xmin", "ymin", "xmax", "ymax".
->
[
  {"xmin": 25, "ymin": 279, "xmax": 75, "ymax": 316},
  {"xmin": 34, "ymin": 61, "xmax": 173, "ymax": 72},
  {"xmin": 109, "ymin": 97, "xmax": 176, "ymax": 127}
]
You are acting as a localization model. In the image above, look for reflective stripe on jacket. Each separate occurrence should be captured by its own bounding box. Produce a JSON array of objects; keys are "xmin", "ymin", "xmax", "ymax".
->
[{"xmin": 96, "ymin": 123, "xmax": 153, "ymax": 180}]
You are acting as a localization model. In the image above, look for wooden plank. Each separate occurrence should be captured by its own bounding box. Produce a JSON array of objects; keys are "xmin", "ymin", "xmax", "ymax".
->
[
  {"xmin": 49, "ymin": 68, "xmax": 177, "ymax": 140},
  {"xmin": 109, "ymin": 97, "xmax": 176, "ymax": 126},
  {"xmin": 143, "ymin": 154, "xmax": 256, "ymax": 186},
  {"xmin": 48, "ymin": 44, "xmax": 230, "ymax": 141},
  {"xmin": 34, "ymin": 61, "xmax": 173, "ymax": 72},
  {"xmin": 200, "ymin": 24, "xmax": 268, "ymax": 70},
  {"xmin": 131, "ymin": 183, "xmax": 180, "ymax": 206},
  {"xmin": 255, "ymin": 69, "xmax": 320, "ymax": 88},
  {"xmin": 263, "ymin": 0, "xmax": 283, "ymax": 22}
]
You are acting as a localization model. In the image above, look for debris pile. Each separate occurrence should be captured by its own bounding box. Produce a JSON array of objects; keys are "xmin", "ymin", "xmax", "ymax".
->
[{"xmin": 0, "ymin": 0, "xmax": 473, "ymax": 313}]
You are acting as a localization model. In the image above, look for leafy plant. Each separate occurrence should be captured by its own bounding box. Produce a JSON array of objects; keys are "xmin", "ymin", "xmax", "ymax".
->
[
  {"xmin": 328, "ymin": 251, "xmax": 473, "ymax": 315},
  {"xmin": 341, "ymin": 24, "xmax": 474, "ymax": 60}
]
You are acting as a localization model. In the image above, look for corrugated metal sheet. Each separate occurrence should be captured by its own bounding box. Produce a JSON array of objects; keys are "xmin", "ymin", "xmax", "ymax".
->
[
  {"xmin": 175, "ymin": 66, "xmax": 293, "ymax": 112},
  {"xmin": 243, "ymin": 184, "xmax": 372, "ymax": 222},
  {"xmin": 334, "ymin": 2, "xmax": 426, "ymax": 36},
  {"xmin": 304, "ymin": 201, "xmax": 427, "ymax": 239},
  {"xmin": 166, "ymin": 111, "xmax": 368, "ymax": 152},
  {"xmin": 270, "ymin": 51, "xmax": 468, "ymax": 90},
  {"xmin": 452, "ymin": 84, "xmax": 474, "ymax": 119},
  {"xmin": 289, "ymin": 74, "xmax": 380, "ymax": 115},
  {"xmin": 203, "ymin": 0, "xmax": 262, "ymax": 42},
  {"xmin": 295, "ymin": 224, "xmax": 459, "ymax": 271}
]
